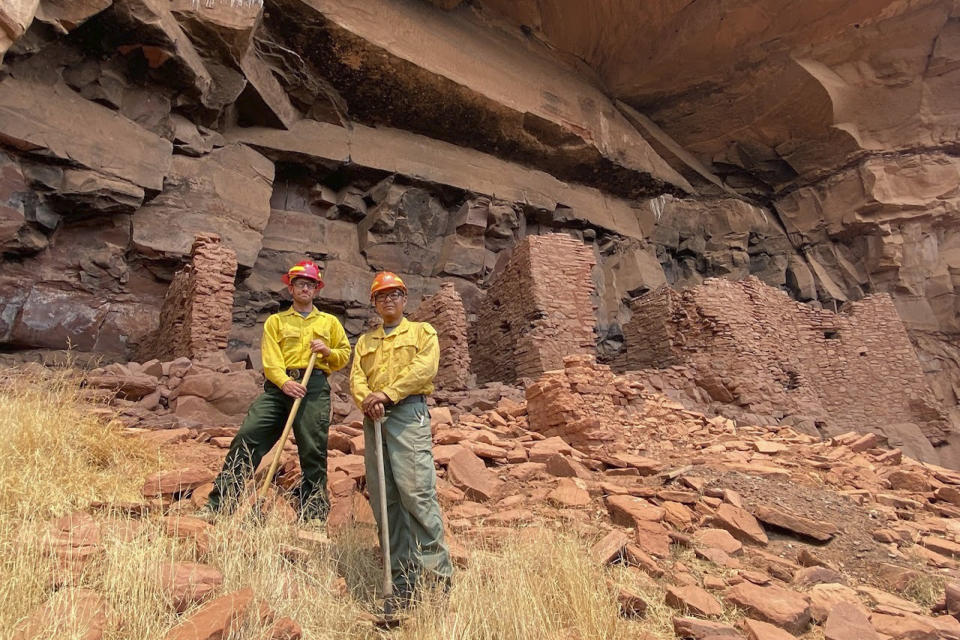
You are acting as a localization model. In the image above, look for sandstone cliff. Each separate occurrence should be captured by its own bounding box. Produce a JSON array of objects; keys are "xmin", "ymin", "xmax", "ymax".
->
[{"xmin": 1, "ymin": 1, "xmax": 958, "ymax": 457}]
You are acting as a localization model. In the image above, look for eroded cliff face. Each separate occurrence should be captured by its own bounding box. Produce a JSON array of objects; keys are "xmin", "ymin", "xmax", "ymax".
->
[{"xmin": 0, "ymin": 1, "xmax": 958, "ymax": 454}]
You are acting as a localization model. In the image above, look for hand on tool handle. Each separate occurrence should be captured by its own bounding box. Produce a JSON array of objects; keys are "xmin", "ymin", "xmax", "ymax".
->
[
  {"xmin": 362, "ymin": 391, "xmax": 391, "ymax": 420},
  {"xmin": 281, "ymin": 380, "xmax": 307, "ymax": 398}
]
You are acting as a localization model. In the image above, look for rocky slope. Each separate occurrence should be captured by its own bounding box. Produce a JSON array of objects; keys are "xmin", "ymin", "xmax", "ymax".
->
[
  {"xmin": 28, "ymin": 356, "xmax": 960, "ymax": 639},
  {"xmin": 0, "ymin": 2, "xmax": 958, "ymax": 433}
]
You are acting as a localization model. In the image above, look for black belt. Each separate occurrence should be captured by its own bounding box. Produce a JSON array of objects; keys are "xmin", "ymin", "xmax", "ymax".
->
[
  {"xmin": 286, "ymin": 368, "xmax": 323, "ymax": 381},
  {"xmin": 394, "ymin": 394, "xmax": 426, "ymax": 406}
]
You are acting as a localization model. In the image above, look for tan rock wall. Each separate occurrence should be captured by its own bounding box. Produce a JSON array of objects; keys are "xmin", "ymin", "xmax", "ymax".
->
[
  {"xmin": 616, "ymin": 277, "xmax": 949, "ymax": 443},
  {"xmin": 471, "ymin": 234, "xmax": 596, "ymax": 383},
  {"xmin": 410, "ymin": 282, "xmax": 471, "ymax": 391}
]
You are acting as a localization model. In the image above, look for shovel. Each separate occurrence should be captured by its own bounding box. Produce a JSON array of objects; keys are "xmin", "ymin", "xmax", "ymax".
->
[
  {"xmin": 257, "ymin": 352, "xmax": 318, "ymax": 504},
  {"xmin": 372, "ymin": 415, "xmax": 405, "ymax": 628}
]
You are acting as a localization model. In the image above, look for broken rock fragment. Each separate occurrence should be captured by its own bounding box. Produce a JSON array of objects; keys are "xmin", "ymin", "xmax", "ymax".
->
[
  {"xmin": 711, "ymin": 503, "xmax": 768, "ymax": 546},
  {"xmin": 724, "ymin": 582, "xmax": 811, "ymax": 635}
]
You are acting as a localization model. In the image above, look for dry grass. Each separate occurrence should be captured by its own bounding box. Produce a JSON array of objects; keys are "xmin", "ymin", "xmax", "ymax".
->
[
  {"xmin": 0, "ymin": 367, "xmax": 682, "ymax": 639},
  {"xmin": 903, "ymin": 572, "xmax": 947, "ymax": 609}
]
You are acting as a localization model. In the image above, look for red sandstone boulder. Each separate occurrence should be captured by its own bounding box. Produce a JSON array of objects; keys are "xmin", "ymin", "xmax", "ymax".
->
[
  {"xmin": 711, "ymin": 504, "xmax": 768, "ymax": 546},
  {"xmin": 547, "ymin": 478, "xmax": 591, "ymax": 507},
  {"xmin": 545, "ymin": 454, "xmax": 592, "ymax": 479},
  {"xmin": 824, "ymin": 602, "xmax": 878, "ymax": 640},
  {"xmin": 741, "ymin": 618, "xmax": 797, "ymax": 640},
  {"xmin": 12, "ymin": 588, "xmax": 111, "ymax": 640},
  {"xmin": 591, "ymin": 530, "xmax": 630, "ymax": 565},
  {"xmin": 162, "ymin": 587, "xmax": 261, "ymax": 640},
  {"xmin": 724, "ymin": 582, "xmax": 811, "ymax": 634},
  {"xmin": 672, "ymin": 617, "xmax": 742, "ymax": 638},
  {"xmin": 446, "ymin": 448, "xmax": 502, "ymax": 502},
  {"xmin": 694, "ymin": 528, "xmax": 743, "ymax": 555},
  {"xmin": 945, "ymin": 582, "xmax": 960, "ymax": 616},
  {"xmin": 623, "ymin": 543, "xmax": 665, "ymax": 577},
  {"xmin": 527, "ymin": 436, "xmax": 574, "ymax": 463},
  {"xmin": 665, "ymin": 584, "xmax": 724, "ymax": 617},
  {"xmin": 868, "ymin": 612, "xmax": 939, "ymax": 639},
  {"xmin": 634, "ymin": 520, "xmax": 673, "ymax": 558},
  {"xmin": 155, "ymin": 562, "xmax": 224, "ymax": 612},
  {"xmin": 163, "ymin": 515, "xmax": 214, "ymax": 556},
  {"xmin": 143, "ymin": 468, "xmax": 215, "ymax": 498},
  {"xmin": 752, "ymin": 505, "xmax": 836, "ymax": 542},
  {"xmin": 86, "ymin": 373, "xmax": 159, "ymax": 400},
  {"xmin": 617, "ymin": 586, "xmax": 648, "ymax": 618},
  {"xmin": 606, "ymin": 495, "xmax": 665, "ymax": 526},
  {"xmin": 262, "ymin": 617, "xmax": 302, "ymax": 640},
  {"xmin": 887, "ymin": 469, "xmax": 931, "ymax": 492}
]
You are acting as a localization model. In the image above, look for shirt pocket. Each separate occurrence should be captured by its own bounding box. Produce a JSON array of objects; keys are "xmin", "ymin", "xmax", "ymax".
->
[
  {"xmin": 280, "ymin": 327, "xmax": 300, "ymax": 348},
  {"xmin": 357, "ymin": 338, "xmax": 380, "ymax": 372},
  {"xmin": 310, "ymin": 324, "xmax": 330, "ymax": 345},
  {"xmin": 389, "ymin": 334, "xmax": 420, "ymax": 370}
]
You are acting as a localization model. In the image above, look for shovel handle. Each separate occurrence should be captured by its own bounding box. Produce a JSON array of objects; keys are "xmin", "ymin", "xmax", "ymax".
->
[
  {"xmin": 373, "ymin": 416, "xmax": 392, "ymax": 599},
  {"xmin": 258, "ymin": 352, "xmax": 318, "ymax": 500}
]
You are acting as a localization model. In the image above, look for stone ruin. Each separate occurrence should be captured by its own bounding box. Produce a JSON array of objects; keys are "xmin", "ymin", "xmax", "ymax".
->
[
  {"xmin": 614, "ymin": 277, "xmax": 950, "ymax": 446},
  {"xmin": 409, "ymin": 282, "xmax": 472, "ymax": 391},
  {"xmin": 139, "ymin": 234, "xmax": 237, "ymax": 362},
  {"xmin": 471, "ymin": 234, "xmax": 597, "ymax": 384},
  {"xmin": 525, "ymin": 354, "xmax": 646, "ymax": 452}
]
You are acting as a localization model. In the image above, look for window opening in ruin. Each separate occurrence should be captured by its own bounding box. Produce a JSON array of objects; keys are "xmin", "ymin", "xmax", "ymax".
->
[
  {"xmin": 782, "ymin": 369, "xmax": 801, "ymax": 391},
  {"xmin": 500, "ymin": 320, "xmax": 511, "ymax": 333},
  {"xmin": 823, "ymin": 330, "xmax": 839, "ymax": 340}
]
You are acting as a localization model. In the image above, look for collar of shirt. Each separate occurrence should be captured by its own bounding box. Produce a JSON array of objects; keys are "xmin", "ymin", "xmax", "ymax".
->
[
  {"xmin": 372, "ymin": 316, "xmax": 410, "ymax": 338},
  {"xmin": 279, "ymin": 305, "xmax": 320, "ymax": 320}
]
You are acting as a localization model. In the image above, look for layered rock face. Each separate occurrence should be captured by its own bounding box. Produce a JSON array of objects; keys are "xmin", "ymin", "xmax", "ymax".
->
[{"xmin": 0, "ymin": 2, "xmax": 958, "ymax": 453}]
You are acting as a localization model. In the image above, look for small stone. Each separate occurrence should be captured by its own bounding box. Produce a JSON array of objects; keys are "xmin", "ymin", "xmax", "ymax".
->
[
  {"xmin": 665, "ymin": 584, "xmax": 724, "ymax": 617},
  {"xmin": 823, "ymin": 602, "xmax": 878, "ymax": 640},
  {"xmin": 724, "ymin": 582, "xmax": 811, "ymax": 634}
]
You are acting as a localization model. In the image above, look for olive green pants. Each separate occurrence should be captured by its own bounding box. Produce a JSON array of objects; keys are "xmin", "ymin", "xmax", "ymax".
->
[
  {"xmin": 364, "ymin": 399, "xmax": 453, "ymax": 595},
  {"xmin": 207, "ymin": 375, "xmax": 331, "ymax": 519}
]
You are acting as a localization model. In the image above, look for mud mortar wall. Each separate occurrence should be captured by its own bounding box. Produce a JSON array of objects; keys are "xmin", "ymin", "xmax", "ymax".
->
[
  {"xmin": 471, "ymin": 234, "xmax": 596, "ymax": 384},
  {"xmin": 617, "ymin": 277, "xmax": 949, "ymax": 443}
]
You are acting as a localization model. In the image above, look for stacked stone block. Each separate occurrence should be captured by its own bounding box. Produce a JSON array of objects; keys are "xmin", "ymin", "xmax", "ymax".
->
[
  {"xmin": 471, "ymin": 234, "xmax": 597, "ymax": 384},
  {"xmin": 616, "ymin": 277, "xmax": 949, "ymax": 442},
  {"xmin": 410, "ymin": 282, "xmax": 472, "ymax": 390},
  {"xmin": 525, "ymin": 354, "xmax": 646, "ymax": 450},
  {"xmin": 140, "ymin": 234, "xmax": 237, "ymax": 361}
]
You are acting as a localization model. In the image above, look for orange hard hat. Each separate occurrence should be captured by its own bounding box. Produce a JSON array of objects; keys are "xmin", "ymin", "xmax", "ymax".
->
[
  {"xmin": 282, "ymin": 260, "xmax": 323, "ymax": 288},
  {"xmin": 370, "ymin": 271, "xmax": 407, "ymax": 298}
]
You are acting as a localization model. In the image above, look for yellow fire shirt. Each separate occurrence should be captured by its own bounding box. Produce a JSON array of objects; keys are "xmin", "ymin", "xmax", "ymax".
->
[
  {"xmin": 350, "ymin": 317, "xmax": 439, "ymax": 407},
  {"xmin": 261, "ymin": 306, "xmax": 351, "ymax": 388}
]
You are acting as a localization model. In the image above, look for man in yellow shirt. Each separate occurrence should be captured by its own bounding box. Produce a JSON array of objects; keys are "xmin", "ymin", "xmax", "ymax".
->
[
  {"xmin": 205, "ymin": 261, "xmax": 350, "ymax": 521},
  {"xmin": 350, "ymin": 272, "xmax": 453, "ymax": 613}
]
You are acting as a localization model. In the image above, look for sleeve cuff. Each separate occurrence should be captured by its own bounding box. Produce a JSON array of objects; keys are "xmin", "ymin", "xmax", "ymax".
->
[{"xmin": 382, "ymin": 387, "xmax": 401, "ymax": 403}]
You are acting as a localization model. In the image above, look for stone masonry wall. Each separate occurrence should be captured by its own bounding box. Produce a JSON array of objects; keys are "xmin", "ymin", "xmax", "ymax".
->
[
  {"xmin": 525, "ymin": 354, "xmax": 646, "ymax": 451},
  {"xmin": 139, "ymin": 234, "xmax": 237, "ymax": 361},
  {"xmin": 471, "ymin": 234, "xmax": 597, "ymax": 384},
  {"xmin": 410, "ymin": 282, "xmax": 472, "ymax": 390},
  {"xmin": 615, "ymin": 277, "xmax": 950, "ymax": 443}
]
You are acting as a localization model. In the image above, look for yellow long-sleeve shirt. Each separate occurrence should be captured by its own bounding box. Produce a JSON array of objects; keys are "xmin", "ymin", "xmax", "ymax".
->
[
  {"xmin": 350, "ymin": 317, "xmax": 439, "ymax": 407},
  {"xmin": 261, "ymin": 306, "xmax": 351, "ymax": 388}
]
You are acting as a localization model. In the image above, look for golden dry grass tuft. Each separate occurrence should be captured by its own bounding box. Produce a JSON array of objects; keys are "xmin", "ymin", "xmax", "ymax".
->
[{"xmin": 0, "ymin": 367, "xmax": 680, "ymax": 640}]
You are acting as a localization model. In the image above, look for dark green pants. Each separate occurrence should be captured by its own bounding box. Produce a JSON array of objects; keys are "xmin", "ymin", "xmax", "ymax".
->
[
  {"xmin": 207, "ymin": 375, "xmax": 331, "ymax": 519},
  {"xmin": 364, "ymin": 399, "xmax": 453, "ymax": 595}
]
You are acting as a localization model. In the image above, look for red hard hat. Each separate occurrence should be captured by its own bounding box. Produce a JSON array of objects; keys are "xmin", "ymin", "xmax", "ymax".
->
[
  {"xmin": 370, "ymin": 271, "xmax": 407, "ymax": 298},
  {"xmin": 282, "ymin": 260, "xmax": 323, "ymax": 288}
]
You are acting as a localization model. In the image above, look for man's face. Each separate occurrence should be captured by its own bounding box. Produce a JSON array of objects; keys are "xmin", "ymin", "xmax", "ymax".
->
[
  {"xmin": 373, "ymin": 288, "xmax": 406, "ymax": 320},
  {"xmin": 288, "ymin": 277, "xmax": 318, "ymax": 304}
]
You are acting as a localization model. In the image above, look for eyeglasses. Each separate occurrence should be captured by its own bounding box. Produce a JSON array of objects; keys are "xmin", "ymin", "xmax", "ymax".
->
[
  {"xmin": 291, "ymin": 281, "xmax": 317, "ymax": 290},
  {"xmin": 374, "ymin": 290, "xmax": 405, "ymax": 303}
]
